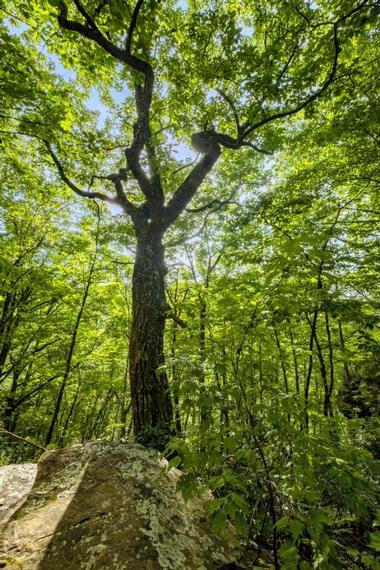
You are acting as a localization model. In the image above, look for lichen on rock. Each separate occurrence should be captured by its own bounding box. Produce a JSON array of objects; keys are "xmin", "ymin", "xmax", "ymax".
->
[{"xmin": 0, "ymin": 441, "xmax": 240, "ymax": 569}]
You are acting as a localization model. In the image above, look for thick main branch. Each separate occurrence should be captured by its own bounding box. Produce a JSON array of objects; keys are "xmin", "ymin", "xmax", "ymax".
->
[{"xmin": 164, "ymin": 141, "xmax": 221, "ymax": 228}]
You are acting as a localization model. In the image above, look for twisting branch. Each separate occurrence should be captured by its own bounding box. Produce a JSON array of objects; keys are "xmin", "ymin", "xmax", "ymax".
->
[
  {"xmin": 124, "ymin": 144, "xmax": 156, "ymax": 201},
  {"xmin": 57, "ymin": 0, "xmax": 161, "ymax": 210},
  {"xmin": 217, "ymin": 90, "xmax": 264, "ymax": 151},
  {"xmin": 294, "ymin": 3, "xmax": 311, "ymax": 25},
  {"xmin": 44, "ymin": 141, "xmax": 119, "ymax": 204},
  {"xmin": 126, "ymin": 85, "xmax": 162, "ymax": 205},
  {"xmin": 186, "ymin": 191, "xmax": 238, "ymax": 213},
  {"xmin": 58, "ymin": 1, "xmax": 153, "ymax": 86},
  {"xmin": 241, "ymin": 24, "xmax": 340, "ymax": 138},
  {"xmin": 126, "ymin": 0, "xmax": 144, "ymax": 54},
  {"xmin": 241, "ymin": 1, "xmax": 370, "ymax": 139},
  {"xmin": 105, "ymin": 171, "xmax": 139, "ymax": 220}
]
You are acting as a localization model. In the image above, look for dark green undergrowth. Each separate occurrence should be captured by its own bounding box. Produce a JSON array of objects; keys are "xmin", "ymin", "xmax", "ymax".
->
[{"xmin": 167, "ymin": 409, "xmax": 380, "ymax": 569}]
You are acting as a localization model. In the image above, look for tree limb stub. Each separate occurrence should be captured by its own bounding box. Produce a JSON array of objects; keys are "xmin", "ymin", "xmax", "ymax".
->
[{"xmin": 166, "ymin": 311, "xmax": 187, "ymax": 329}]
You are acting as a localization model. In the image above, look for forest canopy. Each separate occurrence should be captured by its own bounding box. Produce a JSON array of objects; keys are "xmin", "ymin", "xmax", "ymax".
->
[{"xmin": 0, "ymin": 0, "xmax": 380, "ymax": 568}]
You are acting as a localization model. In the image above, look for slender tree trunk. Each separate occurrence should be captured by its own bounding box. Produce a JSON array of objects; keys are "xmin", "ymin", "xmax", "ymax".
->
[
  {"xmin": 45, "ymin": 251, "xmax": 96, "ymax": 446},
  {"xmin": 92, "ymin": 389, "xmax": 116, "ymax": 438},
  {"xmin": 220, "ymin": 346, "xmax": 229, "ymax": 427},
  {"xmin": 258, "ymin": 341, "xmax": 264, "ymax": 413},
  {"xmin": 82, "ymin": 395, "xmax": 99, "ymax": 442},
  {"xmin": 289, "ymin": 324, "xmax": 300, "ymax": 394},
  {"xmin": 304, "ymin": 311, "xmax": 318, "ymax": 431},
  {"xmin": 274, "ymin": 327, "xmax": 291, "ymax": 424},
  {"xmin": 59, "ymin": 376, "xmax": 81, "ymax": 447},
  {"xmin": 170, "ymin": 321, "xmax": 182, "ymax": 435},
  {"xmin": 3, "ymin": 365, "xmax": 20, "ymax": 430},
  {"xmin": 338, "ymin": 318, "xmax": 351, "ymax": 384},
  {"xmin": 128, "ymin": 232, "xmax": 173, "ymax": 448},
  {"xmin": 313, "ymin": 328, "xmax": 330, "ymax": 417},
  {"xmin": 274, "ymin": 327, "xmax": 289, "ymax": 395},
  {"xmin": 199, "ymin": 295, "xmax": 211, "ymax": 433},
  {"xmin": 119, "ymin": 361, "xmax": 130, "ymax": 439},
  {"xmin": 324, "ymin": 309, "xmax": 335, "ymax": 417}
]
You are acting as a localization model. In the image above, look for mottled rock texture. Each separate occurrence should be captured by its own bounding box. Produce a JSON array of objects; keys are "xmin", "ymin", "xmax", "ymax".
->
[
  {"xmin": 0, "ymin": 464, "xmax": 37, "ymax": 524},
  {"xmin": 0, "ymin": 441, "xmax": 240, "ymax": 569}
]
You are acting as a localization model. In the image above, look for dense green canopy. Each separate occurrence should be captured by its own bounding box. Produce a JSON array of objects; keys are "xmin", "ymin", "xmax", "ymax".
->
[{"xmin": 1, "ymin": 1, "xmax": 379, "ymax": 568}]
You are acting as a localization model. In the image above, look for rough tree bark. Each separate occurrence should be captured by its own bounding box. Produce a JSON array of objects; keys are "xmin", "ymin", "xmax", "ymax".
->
[{"xmin": 129, "ymin": 229, "xmax": 173, "ymax": 443}]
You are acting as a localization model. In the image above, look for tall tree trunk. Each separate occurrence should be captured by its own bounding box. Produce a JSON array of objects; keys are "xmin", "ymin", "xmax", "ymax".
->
[
  {"xmin": 338, "ymin": 319, "xmax": 351, "ymax": 384},
  {"xmin": 220, "ymin": 346, "xmax": 230, "ymax": 427},
  {"xmin": 44, "ymin": 285, "xmax": 89, "ymax": 446},
  {"xmin": 258, "ymin": 341, "xmax": 264, "ymax": 413},
  {"xmin": 58, "ymin": 375, "xmax": 81, "ymax": 447},
  {"xmin": 128, "ymin": 231, "xmax": 173, "ymax": 448},
  {"xmin": 274, "ymin": 327, "xmax": 290, "ymax": 423},
  {"xmin": 274, "ymin": 327, "xmax": 289, "ymax": 395},
  {"xmin": 313, "ymin": 328, "xmax": 330, "ymax": 417},
  {"xmin": 0, "ymin": 291, "xmax": 17, "ymax": 381},
  {"xmin": 3, "ymin": 364, "xmax": 20, "ymax": 430}
]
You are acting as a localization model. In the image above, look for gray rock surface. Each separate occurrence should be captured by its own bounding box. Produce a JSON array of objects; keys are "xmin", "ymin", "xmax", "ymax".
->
[
  {"xmin": 0, "ymin": 463, "xmax": 37, "ymax": 524},
  {"xmin": 0, "ymin": 441, "xmax": 240, "ymax": 569}
]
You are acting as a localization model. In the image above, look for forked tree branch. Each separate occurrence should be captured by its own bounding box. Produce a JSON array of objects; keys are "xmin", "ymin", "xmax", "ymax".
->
[{"xmin": 58, "ymin": 1, "xmax": 153, "ymax": 94}]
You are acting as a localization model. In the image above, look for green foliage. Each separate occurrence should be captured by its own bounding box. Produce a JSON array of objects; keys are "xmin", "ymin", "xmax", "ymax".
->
[{"xmin": 1, "ymin": 0, "xmax": 380, "ymax": 567}]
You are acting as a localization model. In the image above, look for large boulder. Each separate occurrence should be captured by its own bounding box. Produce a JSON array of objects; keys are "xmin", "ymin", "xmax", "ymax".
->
[{"xmin": 0, "ymin": 441, "xmax": 240, "ymax": 569}]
